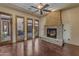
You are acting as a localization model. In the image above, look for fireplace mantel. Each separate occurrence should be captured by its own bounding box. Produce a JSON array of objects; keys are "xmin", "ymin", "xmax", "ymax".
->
[{"xmin": 44, "ymin": 25, "xmax": 60, "ymax": 27}]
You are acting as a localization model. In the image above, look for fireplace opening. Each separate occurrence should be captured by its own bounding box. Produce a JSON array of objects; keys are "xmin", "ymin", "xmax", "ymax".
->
[{"xmin": 47, "ymin": 28, "xmax": 57, "ymax": 38}]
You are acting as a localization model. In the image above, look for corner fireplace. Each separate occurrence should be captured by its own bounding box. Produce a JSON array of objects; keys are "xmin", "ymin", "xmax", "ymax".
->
[{"xmin": 47, "ymin": 28, "xmax": 57, "ymax": 38}]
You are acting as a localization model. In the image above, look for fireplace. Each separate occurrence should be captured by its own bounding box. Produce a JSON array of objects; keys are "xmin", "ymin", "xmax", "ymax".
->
[{"xmin": 47, "ymin": 28, "xmax": 57, "ymax": 38}]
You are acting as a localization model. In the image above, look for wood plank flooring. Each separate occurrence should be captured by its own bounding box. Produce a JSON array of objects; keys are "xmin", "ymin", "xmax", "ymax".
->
[{"xmin": 0, "ymin": 38, "xmax": 79, "ymax": 56}]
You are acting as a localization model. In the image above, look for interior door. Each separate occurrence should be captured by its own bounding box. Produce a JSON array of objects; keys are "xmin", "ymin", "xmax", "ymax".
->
[
  {"xmin": 27, "ymin": 18, "xmax": 33, "ymax": 39},
  {"xmin": 16, "ymin": 16, "xmax": 24, "ymax": 42},
  {"xmin": 0, "ymin": 13, "xmax": 12, "ymax": 44}
]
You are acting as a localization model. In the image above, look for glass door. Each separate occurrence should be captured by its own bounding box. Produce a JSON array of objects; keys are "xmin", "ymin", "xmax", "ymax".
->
[
  {"xmin": 16, "ymin": 16, "xmax": 24, "ymax": 42},
  {"xmin": 34, "ymin": 20, "xmax": 39, "ymax": 38},
  {"xmin": 27, "ymin": 18, "xmax": 33, "ymax": 39},
  {"xmin": 0, "ymin": 13, "xmax": 12, "ymax": 44}
]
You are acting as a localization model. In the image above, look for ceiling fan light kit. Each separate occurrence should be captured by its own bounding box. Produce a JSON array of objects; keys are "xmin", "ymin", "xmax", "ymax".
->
[{"xmin": 37, "ymin": 3, "xmax": 44, "ymax": 9}]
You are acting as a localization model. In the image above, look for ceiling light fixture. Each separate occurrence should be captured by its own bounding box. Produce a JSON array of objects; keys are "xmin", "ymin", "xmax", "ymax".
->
[{"xmin": 37, "ymin": 3, "xmax": 44, "ymax": 9}]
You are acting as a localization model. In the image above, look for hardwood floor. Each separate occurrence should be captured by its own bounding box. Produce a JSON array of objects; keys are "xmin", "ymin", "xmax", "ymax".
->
[{"xmin": 0, "ymin": 38, "xmax": 79, "ymax": 56}]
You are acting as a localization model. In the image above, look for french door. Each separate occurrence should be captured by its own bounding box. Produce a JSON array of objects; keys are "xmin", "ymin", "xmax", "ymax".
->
[
  {"xmin": 0, "ymin": 13, "xmax": 12, "ymax": 45},
  {"xmin": 16, "ymin": 16, "xmax": 25, "ymax": 42},
  {"xmin": 27, "ymin": 19, "xmax": 39, "ymax": 40},
  {"xmin": 27, "ymin": 18, "xmax": 33, "ymax": 39}
]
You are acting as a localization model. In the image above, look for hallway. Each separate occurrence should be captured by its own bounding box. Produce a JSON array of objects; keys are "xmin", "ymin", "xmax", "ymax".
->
[{"xmin": 0, "ymin": 38, "xmax": 79, "ymax": 56}]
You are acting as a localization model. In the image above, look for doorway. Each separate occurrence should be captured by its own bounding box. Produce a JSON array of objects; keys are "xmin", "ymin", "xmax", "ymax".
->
[
  {"xmin": 16, "ymin": 16, "xmax": 25, "ymax": 42},
  {"xmin": 0, "ymin": 12, "xmax": 12, "ymax": 45},
  {"xmin": 27, "ymin": 18, "xmax": 33, "ymax": 40}
]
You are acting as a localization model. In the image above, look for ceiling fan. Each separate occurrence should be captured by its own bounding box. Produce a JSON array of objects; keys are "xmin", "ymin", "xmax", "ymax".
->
[{"xmin": 31, "ymin": 3, "xmax": 51, "ymax": 15}]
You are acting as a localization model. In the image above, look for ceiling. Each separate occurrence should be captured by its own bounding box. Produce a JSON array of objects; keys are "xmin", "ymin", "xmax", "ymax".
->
[{"xmin": 0, "ymin": 3, "xmax": 79, "ymax": 17}]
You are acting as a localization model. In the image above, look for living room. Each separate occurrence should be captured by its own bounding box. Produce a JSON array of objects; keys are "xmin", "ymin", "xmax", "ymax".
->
[{"xmin": 0, "ymin": 3, "xmax": 79, "ymax": 56}]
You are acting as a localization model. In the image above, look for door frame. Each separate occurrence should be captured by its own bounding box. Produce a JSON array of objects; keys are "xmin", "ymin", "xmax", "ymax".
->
[
  {"xmin": 0, "ymin": 12, "xmax": 13, "ymax": 45},
  {"xmin": 27, "ymin": 18, "xmax": 33, "ymax": 40},
  {"xmin": 16, "ymin": 16, "xmax": 25, "ymax": 42}
]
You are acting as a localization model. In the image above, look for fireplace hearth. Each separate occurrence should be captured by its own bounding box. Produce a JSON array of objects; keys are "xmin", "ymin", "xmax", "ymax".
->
[{"xmin": 47, "ymin": 28, "xmax": 57, "ymax": 38}]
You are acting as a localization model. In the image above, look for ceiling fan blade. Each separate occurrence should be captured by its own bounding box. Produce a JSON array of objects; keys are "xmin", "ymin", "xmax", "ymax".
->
[
  {"xmin": 31, "ymin": 6, "xmax": 38, "ymax": 9},
  {"xmin": 43, "ymin": 9, "xmax": 51, "ymax": 12},
  {"xmin": 42, "ymin": 4, "xmax": 49, "ymax": 9},
  {"xmin": 34, "ymin": 10, "xmax": 39, "ymax": 12}
]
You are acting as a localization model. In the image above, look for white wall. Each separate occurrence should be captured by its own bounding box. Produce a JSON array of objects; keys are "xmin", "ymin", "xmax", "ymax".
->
[{"xmin": 62, "ymin": 6, "xmax": 79, "ymax": 46}]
